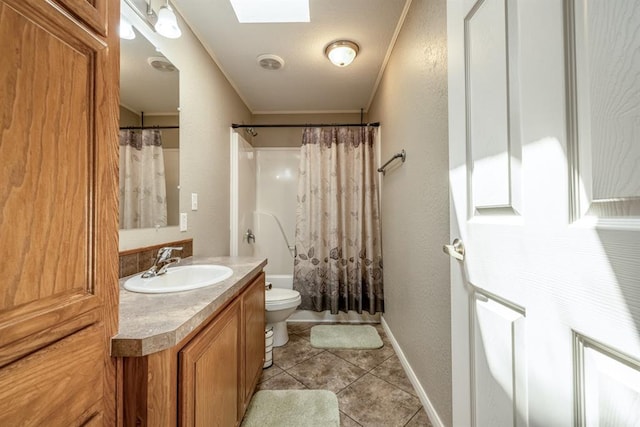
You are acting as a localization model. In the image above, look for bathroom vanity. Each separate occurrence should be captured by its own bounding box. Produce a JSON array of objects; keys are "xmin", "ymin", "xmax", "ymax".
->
[{"xmin": 112, "ymin": 257, "xmax": 267, "ymax": 426}]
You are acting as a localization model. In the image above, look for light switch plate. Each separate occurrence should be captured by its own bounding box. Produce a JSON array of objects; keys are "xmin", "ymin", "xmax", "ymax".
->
[
  {"xmin": 180, "ymin": 213, "xmax": 188, "ymax": 231},
  {"xmin": 191, "ymin": 193, "xmax": 198, "ymax": 210}
]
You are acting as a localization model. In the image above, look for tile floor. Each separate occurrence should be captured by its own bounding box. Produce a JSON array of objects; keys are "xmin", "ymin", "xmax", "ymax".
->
[{"xmin": 254, "ymin": 322, "xmax": 434, "ymax": 427}]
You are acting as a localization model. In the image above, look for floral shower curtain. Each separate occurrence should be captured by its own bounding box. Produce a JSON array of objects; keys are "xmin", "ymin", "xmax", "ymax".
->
[
  {"xmin": 293, "ymin": 126, "xmax": 384, "ymax": 314},
  {"xmin": 119, "ymin": 129, "xmax": 168, "ymax": 229}
]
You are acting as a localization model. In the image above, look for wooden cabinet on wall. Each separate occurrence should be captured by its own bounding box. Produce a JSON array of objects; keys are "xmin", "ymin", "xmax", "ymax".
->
[
  {"xmin": 124, "ymin": 272, "xmax": 266, "ymax": 426},
  {"xmin": 0, "ymin": 0, "xmax": 119, "ymax": 425}
]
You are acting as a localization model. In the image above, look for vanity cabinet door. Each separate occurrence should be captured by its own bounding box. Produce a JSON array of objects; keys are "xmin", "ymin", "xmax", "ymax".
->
[
  {"xmin": 179, "ymin": 299, "xmax": 241, "ymax": 427},
  {"xmin": 241, "ymin": 273, "xmax": 266, "ymax": 414}
]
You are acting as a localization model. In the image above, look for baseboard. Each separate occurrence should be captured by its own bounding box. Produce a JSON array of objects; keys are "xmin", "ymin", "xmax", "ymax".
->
[
  {"xmin": 381, "ymin": 316, "xmax": 445, "ymax": 427},
  {"xmin": 288, "ymin": 310, "xmax": 381, "ymax": 323}
]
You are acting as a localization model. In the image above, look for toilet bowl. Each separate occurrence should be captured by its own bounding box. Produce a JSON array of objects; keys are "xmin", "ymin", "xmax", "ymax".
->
[{"xmin": 265, "ymin": 287, "xmax": 301, "ymax": 347}]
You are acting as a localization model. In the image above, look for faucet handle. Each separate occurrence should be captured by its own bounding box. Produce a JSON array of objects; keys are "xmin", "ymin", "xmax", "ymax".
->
[
  {"xmin": 158, "ymin": 246, "xmax": 183, "ymax": 252},
  {"xmin": 157, "ymin": 246, "xmax": 183, "ymax": 259}
]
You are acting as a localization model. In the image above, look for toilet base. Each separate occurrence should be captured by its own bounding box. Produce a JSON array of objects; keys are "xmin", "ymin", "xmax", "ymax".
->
[{"xmin": 267, "ymin": 321, "xmax": 290, "ymax": 347}]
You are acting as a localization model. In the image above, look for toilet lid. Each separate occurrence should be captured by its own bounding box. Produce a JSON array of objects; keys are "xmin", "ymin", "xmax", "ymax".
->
[{"xmin": 265, "ymin": 288, "xmax": 300, "ymax": 304}]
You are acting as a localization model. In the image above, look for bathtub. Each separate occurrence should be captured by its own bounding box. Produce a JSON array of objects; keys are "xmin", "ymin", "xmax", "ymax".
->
[{"xmin": 266, "ymin": 274, "xmax": 381, "ymax": 323}]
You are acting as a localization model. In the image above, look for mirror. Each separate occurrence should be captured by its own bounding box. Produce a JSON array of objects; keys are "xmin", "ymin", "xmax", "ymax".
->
[{"xmin": 119, "ymin": 27, "xmax": 180, "ymax": 229}]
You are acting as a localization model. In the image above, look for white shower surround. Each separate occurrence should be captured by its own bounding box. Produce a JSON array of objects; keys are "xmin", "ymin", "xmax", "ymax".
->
[
  {"xmin": 255, "ymin": 148, "xmax": 380, "ymax": 323},
  {"xmin": 254, "ymin": 148, "xmax": 298, "ymax": 275}
]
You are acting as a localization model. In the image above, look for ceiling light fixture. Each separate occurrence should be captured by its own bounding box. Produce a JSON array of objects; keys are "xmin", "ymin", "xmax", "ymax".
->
[
  {"xmin": 120, "ymin": 17, "xmax": 136, "ymax": 40},
  {"xmin": 155, "ymin": 1, "xmax": 182, "ymax": 39},
  {"xmin": 325, "ymin": 40, "xmax": 359, "ymax": 67}
]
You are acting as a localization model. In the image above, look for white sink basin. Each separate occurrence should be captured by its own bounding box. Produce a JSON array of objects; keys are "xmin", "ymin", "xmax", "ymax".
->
[{"xmin": 124, "ymin": 265, "xmax": 233, "ymax": 294}]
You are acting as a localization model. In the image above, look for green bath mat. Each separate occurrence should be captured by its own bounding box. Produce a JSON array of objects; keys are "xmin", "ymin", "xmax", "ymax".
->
[
  {"xmin": 310, "ymin": 325, "xmax": 383, "ymax": 349},
  {"xmin": 241, "ymin": 390, "xmax": 340, "ymax": 427}
]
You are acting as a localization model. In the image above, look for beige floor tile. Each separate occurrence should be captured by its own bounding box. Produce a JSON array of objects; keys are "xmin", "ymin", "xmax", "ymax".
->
[
  {"xmin": 287, "ymin": 321, "xmax": 316, "ymax": 336},
  {"xmin": 252, "ymin": 322, "xmax": 432, "ymax": 427},
  {"xmin": 329, "ymin": 344, "xmax": 396, "ymax": 371},
  {"xmin": 258, "ymin": 364, "xmax": 283, "ymax": 383},
  {"xmin": 256, "ymin": 371, "xmax": 308, "ymax": 391},
  {"xmin": 273, "ymin": 333, "xmax": 324, "ymax": 370},
  {"xmin": 370, "ymin": 355, "xmax": 417, "ymax": 396},
  {"xmin": 337, "ymin": 374, "xmax": 421, "ymax": 427},
  {"xmin": 287, "ymin": 351, "xmax": 366, "ymax": 393},
  {"xmin": 340, "ymin": 411, "xmax": 362, "ymax": 427},
  {"xmin": 405, "ymin": 408, "xmax": 434, "ymax": 427}
]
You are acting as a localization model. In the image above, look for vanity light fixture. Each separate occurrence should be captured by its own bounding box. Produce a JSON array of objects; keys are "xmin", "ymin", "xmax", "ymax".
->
[
  {"xmin": 155, "ymin": 0, "xmax": 182, "ymax": 39},
  {"xmin": 325, "ymin": 40, "xmax": 359, "ymax": 67},
  {"xmin": 123, "ymin": 0, "xmax": 182, "ymax": 39},
  {"xmin": 120, "ymin": 17, "xmax": 136, "ymax": 40}
]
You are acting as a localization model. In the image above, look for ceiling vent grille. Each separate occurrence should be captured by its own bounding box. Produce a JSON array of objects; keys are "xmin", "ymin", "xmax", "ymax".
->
[
  {"xmin": 257, "ymin": 54, "xmax": 284, "ymax": 70},
  {"xmin": 147, "ymin": 56, "xmax": 177, "ymax": 72}
]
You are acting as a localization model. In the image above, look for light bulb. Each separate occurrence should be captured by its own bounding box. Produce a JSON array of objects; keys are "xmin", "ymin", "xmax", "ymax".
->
[
  {"xmin": 155, "ymin": 4, "xmax": 182, "ymax": 39},
  {"xmin": 328, "ymin": 46, "xmax": 356, "ymax": 67},
  {"xmin": 325, "ymin": 41, "xmax": 359, "ymax": 67},
  {"xmin": 120, "ymin": 17, "xmax": 136, "ymax": 40}
]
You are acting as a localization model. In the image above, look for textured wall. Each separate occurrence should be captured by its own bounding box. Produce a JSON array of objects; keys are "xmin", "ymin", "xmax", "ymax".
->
[
  {"xmin": 119, "ymin": 106, "xmax": 140, "ymax": 127},
  {"xmin": 119, "ymin": 3, "xmax": 252, "ymax": 256},
  {"xmin": 142, "ymin": 115, "xmax": 179, "ymax": 149},
  {"xmin": 367, "ymin": 0, "xmax": 452, "ymax": 424}
]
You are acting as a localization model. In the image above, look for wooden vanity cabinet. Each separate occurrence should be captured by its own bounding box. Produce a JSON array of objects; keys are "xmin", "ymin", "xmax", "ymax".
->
[
  {"xmin": 123, "ymin": 272, "xmax": 265, "ymax": 427},
  {"xmin": 180, "ymin": 299, "xmax": 241, "ymax": 427},
  {"xmin": 240, "ymin": 273, "xmax": 266, "ymax": 417}
]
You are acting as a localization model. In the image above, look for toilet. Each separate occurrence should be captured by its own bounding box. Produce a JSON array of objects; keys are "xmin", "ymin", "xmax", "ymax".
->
[{"xmin": 265, "ymin": 287, "xmax": 301, "ymax": 347}]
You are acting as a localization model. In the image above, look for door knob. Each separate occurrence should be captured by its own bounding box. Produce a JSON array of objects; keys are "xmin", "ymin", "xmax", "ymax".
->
[
  {"xmin": 245, "ymin": 229, "xmax": 256, "ymax": 243},
  {"xmin": 443, "ymin": 238, "xmax": 465, "ymax": 261}
]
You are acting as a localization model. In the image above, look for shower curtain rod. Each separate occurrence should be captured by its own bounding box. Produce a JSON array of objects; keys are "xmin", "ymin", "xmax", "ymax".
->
[
  {"xmin": 119, "ymin": 125, "xmax": 179, "ymax": 130},
  {"xmin": 231, "ymin": 122, "xmax": 380, "ymax": 129}
]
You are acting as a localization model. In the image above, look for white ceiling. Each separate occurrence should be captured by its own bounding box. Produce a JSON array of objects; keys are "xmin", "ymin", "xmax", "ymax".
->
[{"xmin": 172, "ymin": 0, "xmax": 410, "ymax": 114}]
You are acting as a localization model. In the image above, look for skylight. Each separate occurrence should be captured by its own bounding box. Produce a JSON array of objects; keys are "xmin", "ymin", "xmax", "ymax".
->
[{"xmin": 229, "ymin": 0, "xmax": 310, "ymax": 23}]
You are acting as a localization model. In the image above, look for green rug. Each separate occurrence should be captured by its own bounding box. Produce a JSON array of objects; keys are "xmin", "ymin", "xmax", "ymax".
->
[
  {"xmin": 241, "ymin": 390, "xmax": 340, "ymax": 427},
  {"xmin": 310, "ymin": 324, "xmax": 383, "ymax": 349}
]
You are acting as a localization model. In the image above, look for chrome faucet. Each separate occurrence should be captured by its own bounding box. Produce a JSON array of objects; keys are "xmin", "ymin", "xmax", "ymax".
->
[{"xmin": 141, "ymin": 246, "xmax": 183, "ymax": 278}]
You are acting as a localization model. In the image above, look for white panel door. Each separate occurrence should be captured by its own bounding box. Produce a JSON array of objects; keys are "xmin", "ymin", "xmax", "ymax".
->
[
  {"xmin": 230, "ymin": 131, "xmax": 256, "ymax": 257},
  {"xmin": 448, "ymin": 0, "xmax": 640, "ymax": 425}
]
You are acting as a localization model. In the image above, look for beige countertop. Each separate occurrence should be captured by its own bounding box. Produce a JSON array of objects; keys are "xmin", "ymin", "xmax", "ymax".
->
[{"xmin": 111, "ymin": 256, "xmax": 267, "ymax": 357}]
